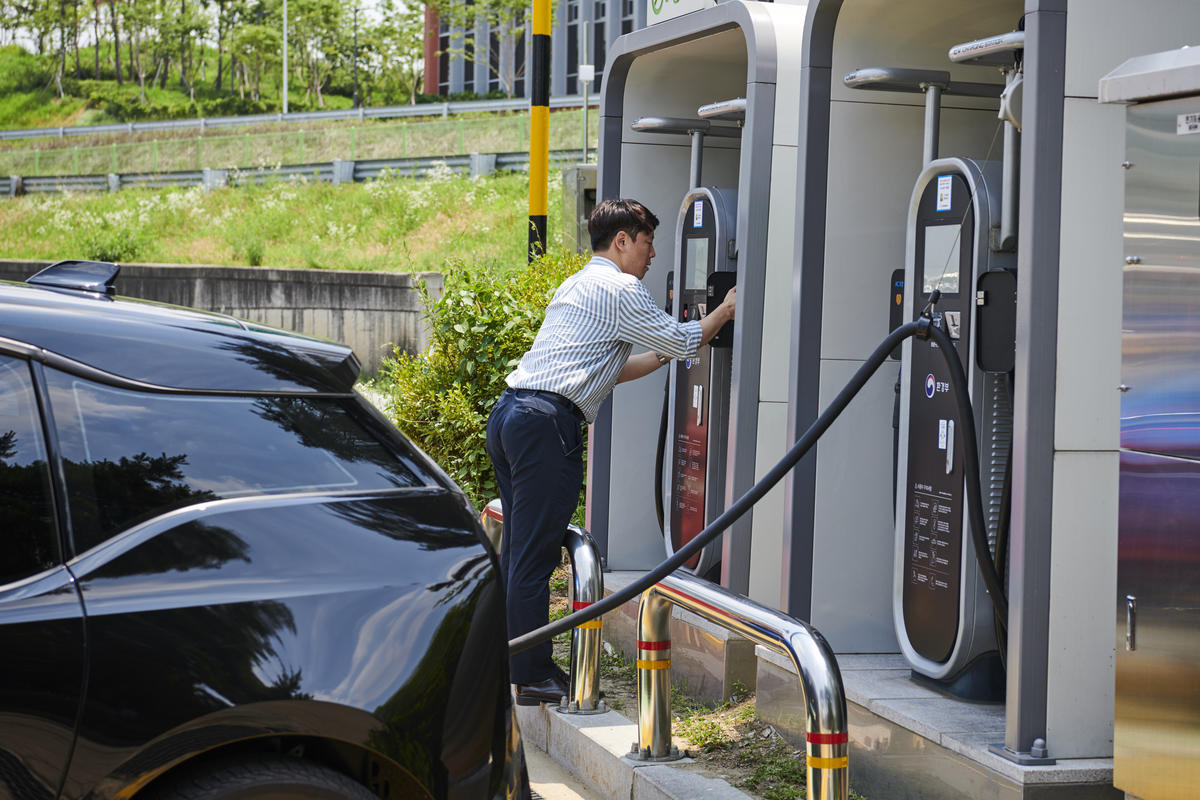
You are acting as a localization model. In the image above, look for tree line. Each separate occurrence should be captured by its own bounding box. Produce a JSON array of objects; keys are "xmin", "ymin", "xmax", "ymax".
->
[{"xmin": 0, "ymin": 0, "xmax": 427, "ymax": 108}]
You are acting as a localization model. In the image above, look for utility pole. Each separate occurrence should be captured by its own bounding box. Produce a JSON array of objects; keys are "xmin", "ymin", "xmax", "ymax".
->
[
  {"xmin": 352, "ymin": 6, "xmax": 359, "ymax": 108},
  {"xmin": 282, "ymin": 0, "xmax": 289, "ymax": 114},
  {"xmin": 528, "ymin": 0, "xmax": 550, "ymax": 260}
]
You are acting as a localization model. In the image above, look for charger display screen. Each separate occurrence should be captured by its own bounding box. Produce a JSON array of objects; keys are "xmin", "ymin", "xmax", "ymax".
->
[
  {"xmin": 922, "ymin": 224, "xmax": 960, "ymax": 295},
  {"xmin": 686, "ymin": 237, "xmax": 709, "ymax": 290}
]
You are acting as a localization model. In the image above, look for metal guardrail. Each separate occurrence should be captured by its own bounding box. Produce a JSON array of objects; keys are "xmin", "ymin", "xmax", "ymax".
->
[
  {"xmin": 122, "ymin": 170, "xmax": 205, "ymax": 190},
  {"xmin": 232, "ymin": 162, "xmax": 336, "ymax": 185},
  {"xmin": 0, "ymin": 95, "xmax": 601, "ymax": 143},
  {"xmin": 480, "ymin": 499, "xmax": 605, "ymax": 713},
  {"xmin": 2, "ymin": 150, "xmax": 588, "ymax": 197},
  {"xmin": 354, "ymin": 154, "xmax": 472, "ymax": 180},
  {"xmin": 23, "ymin": 174, "xmax": 108, "ymax": 194},
  {"xmin": 635, "ymin": 571, "xmax": 849, "ymax": 800},
  {"xmin": 351, "ymin": 150, "xmax": 586, "ymax": 181}
]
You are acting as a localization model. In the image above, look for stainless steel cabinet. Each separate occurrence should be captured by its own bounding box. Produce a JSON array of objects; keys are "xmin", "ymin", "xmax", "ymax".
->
[{"xmin": 1117, "ymin": 92, "xmax": 1200, "ymax": 800}]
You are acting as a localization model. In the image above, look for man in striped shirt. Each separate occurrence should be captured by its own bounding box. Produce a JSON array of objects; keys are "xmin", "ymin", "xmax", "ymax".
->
[{"xmin": 487, "ymin": 198, "xmax": 737, "ymax": 705}]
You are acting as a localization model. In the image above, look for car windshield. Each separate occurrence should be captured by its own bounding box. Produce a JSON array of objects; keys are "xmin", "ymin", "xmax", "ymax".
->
[{"xmin": 45, "ymin": 368, "xmax": 430, "ymax": 553}]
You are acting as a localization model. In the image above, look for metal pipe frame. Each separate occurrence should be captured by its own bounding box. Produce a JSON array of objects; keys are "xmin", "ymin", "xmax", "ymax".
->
[
  {"xmin": 479, "ymin": 500, "xmax": 605, "ymax": 712},
  {"xmin": 922, "ymin": 83, "xmax": 942, "ymax": 166},
  {"xmin": 634, "ymin": 571, "xmax": 849, "ymax": 799},
  {"xmin": 999, "ymin": 116, "xmax": 1020, "ymax": 251},
  {"xmin": 689, "ymin": 131, "xmax": 705, "ymax": 188}
]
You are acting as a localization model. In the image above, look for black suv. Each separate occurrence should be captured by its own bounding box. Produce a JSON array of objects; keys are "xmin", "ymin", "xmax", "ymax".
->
[{"xmin": 0, "ymin": 261, "xmax": 527, "ymax": 800}]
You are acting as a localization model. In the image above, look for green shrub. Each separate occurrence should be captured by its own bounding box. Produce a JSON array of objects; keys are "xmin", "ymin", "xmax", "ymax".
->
[
  {"xmin": 198, "ymin": 95, "xmax": 276, "ymax": 117},
  {"xmin": 243, "ymin": 237, "xmax": 265, "ymax": 267},
  {"xmin": 76, "ymin": 218, "xmax": 148, "ymax": 262},
  {"xmin": 376, "ymin": 249, "xmax": 587, "ymax": 509},
  {"xmin": 0, "ymin": 45, "xmax": 51, "ymax": 94}
]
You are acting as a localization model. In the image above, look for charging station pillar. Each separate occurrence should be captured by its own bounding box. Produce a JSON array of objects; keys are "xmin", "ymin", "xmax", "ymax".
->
[{"xmin": 589, "ymin": 2, "xmax": 808, "ymax": 619}]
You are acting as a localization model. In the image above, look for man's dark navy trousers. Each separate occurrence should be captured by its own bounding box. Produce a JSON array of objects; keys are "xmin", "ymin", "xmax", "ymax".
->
[{"xmin": 485, "ymin": 387, "xmax": 585, "ymax": 684}]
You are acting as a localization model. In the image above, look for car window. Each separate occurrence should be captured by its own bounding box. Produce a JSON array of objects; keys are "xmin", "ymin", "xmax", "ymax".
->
[
  {"xmin": 0, "ymin": 357, "xmax": 59, "ymax": 583},
  {"xmin": 44, "ymin": 369, "xmax": 428, "ymax": 553}
]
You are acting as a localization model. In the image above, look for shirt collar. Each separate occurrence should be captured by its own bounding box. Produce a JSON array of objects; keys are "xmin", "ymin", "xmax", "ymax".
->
[{"xmin": 590, "ymin": 256, "xmax": 621, "ymax": 273}]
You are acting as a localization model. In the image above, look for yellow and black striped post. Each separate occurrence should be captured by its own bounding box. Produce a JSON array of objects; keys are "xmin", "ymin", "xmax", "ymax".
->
[{"xmin": 528, "ymin": 0, "xmax": 551, "ymax": 261}]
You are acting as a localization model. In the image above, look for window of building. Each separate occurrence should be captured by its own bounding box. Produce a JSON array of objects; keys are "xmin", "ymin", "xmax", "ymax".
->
[
  {"xmin": 621, "ymin": 0, "xmax": 634, "ymax": 34},
  {"xmin": 489, "ymin": 29, "xmax": 501, "ymax": 93},
  {"xmin": 592, "ymin": 19, "xmax": 605, "ymax": 87},
  {"xmin": 438, "ymin": 21, "xmax": 451, "ymax": 95},
  {"xmin": 463, "ymin": 35, "xmax": 475, "ymax": 93},
  {"xmin": 513, "ymin": 17, "xmax": 526, "ymax": 97},
  {"xmin": 462, "ymin": 0, "xmax": 476, "ymax": 94},
  {"xmin": 565, "ymin": 0, "xmax": 579, "ymax": 89}
]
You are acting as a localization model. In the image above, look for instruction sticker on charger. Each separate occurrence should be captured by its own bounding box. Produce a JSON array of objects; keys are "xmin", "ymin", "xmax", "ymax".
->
[
  {"xmin": 1178, "ymin": 112, "xmax": 1200, "ymax": 135},
  {"xmin": 938, "ymin": 419, "xmax": 948, "ymax": 450},
  {"xmin": 693, "ymin": 200, "xmax": 704, "ymax": 228},
  {"xmin": 935, "ymin": 175, "xmax": 953, "ymax": 211}
]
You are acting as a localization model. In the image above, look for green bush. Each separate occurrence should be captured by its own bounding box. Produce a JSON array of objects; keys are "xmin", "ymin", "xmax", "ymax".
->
[
  {"xmin": 0, "ymin": 45, "xmax": 51, "ymax": 94},
  {"xmin": 241, "ymin": 236, "xmax": 266, "ymax": 267},
  {"xmin": 76, "ymin": 219, "xmax": 148, "ymax": 262},
  {"xmin": 72, "ymin": 81, "xmax": 280, "ymax": 122},
  {"xmin": 376, "ymin": 249, "xmax": 587, "ymax": 509}
]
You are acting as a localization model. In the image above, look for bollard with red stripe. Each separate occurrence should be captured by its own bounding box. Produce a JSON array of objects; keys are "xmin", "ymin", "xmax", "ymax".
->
[
  {"xmin": 632, "ymin": 588, "xmax": 683, "ymax": 759},
  {"xmin": 573, "ymin": 600, "xmax": 602, "ymax": 629},
  {"xmin": 806, "ymin": 730, "xmax": 850, "ymax": 798}
]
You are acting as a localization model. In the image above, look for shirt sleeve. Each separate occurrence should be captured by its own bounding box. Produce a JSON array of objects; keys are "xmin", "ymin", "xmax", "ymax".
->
[{"xmin": 615, "ymin": 280, "xmax": 703, "ymax": 358}]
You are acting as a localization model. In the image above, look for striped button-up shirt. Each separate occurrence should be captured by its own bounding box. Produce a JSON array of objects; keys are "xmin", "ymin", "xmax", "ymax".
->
[{"xmin": 507, "ymin": 256, "xmax": 703, "ymax": 423}]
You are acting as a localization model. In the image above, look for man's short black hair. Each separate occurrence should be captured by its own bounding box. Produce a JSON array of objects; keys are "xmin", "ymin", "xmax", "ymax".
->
[{"xmin": 588, "ymin": 199, "xmax": 660, "ymax": 251}]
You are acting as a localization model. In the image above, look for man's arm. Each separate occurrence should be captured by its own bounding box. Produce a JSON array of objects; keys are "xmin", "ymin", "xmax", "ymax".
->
[
  {"xmin": 617, "ymin": 287, "xmax": 737, "ymax": 384},
  {"xmin": 617, "ymin": 351, "xmax": 665, "ymax": 383}
]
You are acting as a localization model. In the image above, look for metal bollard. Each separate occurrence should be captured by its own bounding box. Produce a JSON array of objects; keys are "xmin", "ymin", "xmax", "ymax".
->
[
  {"xmin": 632, "ymin": 572, "xmax": 850, "ymax": 799},
  {"xmin": 480, "ymin": 500, "xmax": 605, "ymax": 713},
  {"xmin": 560, "ymin": 523, "xmax": 605, "ymax": 713},
  {"xmin": 633, "ymin": 588, "xmax": 679, "ymax": 760}
]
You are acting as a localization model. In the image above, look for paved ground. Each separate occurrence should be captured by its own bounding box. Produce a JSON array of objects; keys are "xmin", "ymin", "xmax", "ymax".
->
[{"xmin": 527, "ymin": 743, "xmax": 604, "ymax": 800}]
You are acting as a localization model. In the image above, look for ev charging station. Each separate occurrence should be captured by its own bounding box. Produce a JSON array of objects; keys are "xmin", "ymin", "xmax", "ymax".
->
[
  {"xmin": 665, "ymin": 184, "xmax": 738, "ymax": 576},
  {"xmin": 585, "ymin": 0, "xmax": 1200, "ymax": 796},
  {"xmin": 626, "ymin": 112, "xmax": 742, "ymax": 578},
  {"xmin": 588, "ymin": 1, "xmax": 808, "ymax": 620},
  {"xmin": 843, "ymin": 35, "xmax": 1024, "ymax": 698},
  {"xmin": 895, "ymin": 155, "xmax": 1013, "ymax": 695}
]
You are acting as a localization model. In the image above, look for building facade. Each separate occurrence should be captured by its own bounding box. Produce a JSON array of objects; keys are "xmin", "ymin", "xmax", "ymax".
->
[{"xmin": 422, "ymin": 0, "xmax": 646, "ymax": 99}]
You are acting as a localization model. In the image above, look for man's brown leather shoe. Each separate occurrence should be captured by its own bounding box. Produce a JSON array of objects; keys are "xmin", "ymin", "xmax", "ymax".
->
[
  {"xmin": 514, "ymin": 673, "xmax": 569, "ymax": 706},
  {"xmin": 552, "ymin": 665, "xmax": 604, "ymax": 699}
]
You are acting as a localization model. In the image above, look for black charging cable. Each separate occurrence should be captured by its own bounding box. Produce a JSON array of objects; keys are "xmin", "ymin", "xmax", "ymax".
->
[
  {"xmin": 653, "ymin": 378, "xmax": 669, "ymax": 532},
  {"xmin": 509, "ymin": 315, "xmax": 1007, "ymax": 655}
]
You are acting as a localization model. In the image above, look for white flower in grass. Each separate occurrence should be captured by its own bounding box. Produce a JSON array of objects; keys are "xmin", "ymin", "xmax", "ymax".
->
[{"xmin": 425, "ymin": 161, "xmax": 454, "ymax": 183}]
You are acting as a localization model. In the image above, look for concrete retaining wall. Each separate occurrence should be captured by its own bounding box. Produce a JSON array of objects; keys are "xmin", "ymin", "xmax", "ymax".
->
[{"xmin": 0, "ymin": 259, "xmax": 442, "ymax": 374}]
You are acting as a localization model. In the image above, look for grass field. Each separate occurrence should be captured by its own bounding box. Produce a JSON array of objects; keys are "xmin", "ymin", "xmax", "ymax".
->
[
  {"xmin": 0, "ymin": 165, "xmax": 571, "ymax": 272},
  {"xmin": 0, "ymin": 109, "xmax": 599, "ymax": 176}
]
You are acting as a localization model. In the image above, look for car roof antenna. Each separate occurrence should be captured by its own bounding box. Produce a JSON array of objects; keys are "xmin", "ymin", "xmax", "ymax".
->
[{"xmin": 27, "ymin": 260, "xmax": 121, "ymax": 296}]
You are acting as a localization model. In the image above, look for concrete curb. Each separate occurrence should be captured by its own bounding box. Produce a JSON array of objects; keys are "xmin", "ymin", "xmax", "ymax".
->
[{"xmin": 516, "ymin": 703, "xmax": 753, "ymax": 800}]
